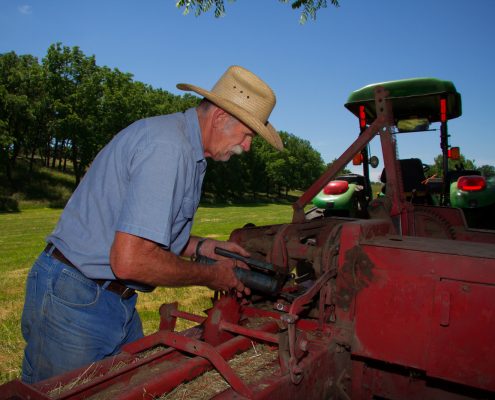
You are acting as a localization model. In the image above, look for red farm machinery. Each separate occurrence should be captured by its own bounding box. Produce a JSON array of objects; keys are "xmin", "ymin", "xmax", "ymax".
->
[{"xmin": 1, "ymin": 79, "xmax": 495, "ymax": 399}]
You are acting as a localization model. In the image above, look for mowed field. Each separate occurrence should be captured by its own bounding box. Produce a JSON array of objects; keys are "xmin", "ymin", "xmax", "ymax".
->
[{"xmin": 0, "ymin": 203, "xmax": 293, "ymax": 384}]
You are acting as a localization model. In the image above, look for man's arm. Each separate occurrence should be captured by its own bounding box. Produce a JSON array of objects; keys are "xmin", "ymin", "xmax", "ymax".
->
[{"xmin": 110, "ymin": 231, "xmax": 246, "ymax": 293}]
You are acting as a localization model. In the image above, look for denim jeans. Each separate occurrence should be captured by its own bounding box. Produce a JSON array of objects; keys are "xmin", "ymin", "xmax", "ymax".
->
[{"xmin": 21, "ymin": 250, "xmax": 144, "ymax": 383}]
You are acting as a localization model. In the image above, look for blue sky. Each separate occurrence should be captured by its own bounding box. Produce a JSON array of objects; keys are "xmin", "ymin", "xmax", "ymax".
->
[{"xmin": 1, "ymin": 0, "xmax": 494, "ymax": 179}]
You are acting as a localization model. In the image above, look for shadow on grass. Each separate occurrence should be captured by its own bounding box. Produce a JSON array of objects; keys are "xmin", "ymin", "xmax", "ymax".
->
[
  {"xmin": 0, "ymin": 158, "xmax": 76, "ymax": 212},
  {"xmin": 0, "ymin": 196, "xmax": 20, "ymax": 213}
]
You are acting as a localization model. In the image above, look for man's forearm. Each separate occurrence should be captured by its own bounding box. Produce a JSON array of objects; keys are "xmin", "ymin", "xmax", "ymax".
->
[{"xmin": 110, "ymin": 232, "xmax": 234, "ymax": 290}]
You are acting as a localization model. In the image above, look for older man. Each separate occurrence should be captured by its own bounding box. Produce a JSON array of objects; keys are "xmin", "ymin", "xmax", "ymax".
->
[{"xmin": 21, "ymin": 66, "xmax": 283, "ymax": 383}]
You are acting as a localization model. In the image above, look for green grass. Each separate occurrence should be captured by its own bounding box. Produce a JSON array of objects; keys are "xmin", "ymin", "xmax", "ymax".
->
[
  {"xmin": 0, "ymin": 203, "xmax": 293, "ymax": 384},
  {"xmin": 0, "ymin": 208, "xmax": 62, "ymax": 383}
]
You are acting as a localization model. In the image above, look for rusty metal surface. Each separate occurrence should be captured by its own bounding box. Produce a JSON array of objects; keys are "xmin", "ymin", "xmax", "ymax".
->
[
  {"xmin": 361, "ymin": 235, "xmax": 495, "ymax": 258},
  {"xmin": 0, "ymin": 380, "xmax": 51, "ymax": 400},
  {"xmin": 351, "ymin": 241, "xmax": 495, "ymax": 393}
]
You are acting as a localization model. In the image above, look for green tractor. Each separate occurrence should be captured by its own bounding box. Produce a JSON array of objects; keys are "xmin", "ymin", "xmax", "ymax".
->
[
  {"xmin": 311, "ymin": 173, "xmax": 369, "ymax": 218},
  {"xmin": 448, "ymin": 167, "xmax": 495, "ymax": 229},
  {"xmin": 312, "ymin": 77, "xmax": 495, "ymax": 229}
]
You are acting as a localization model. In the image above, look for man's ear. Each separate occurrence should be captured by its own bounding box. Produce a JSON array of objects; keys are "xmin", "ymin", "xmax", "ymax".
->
[{"xmin": 211, "ymin": 107, "xmax": 230, "ymax": 129}]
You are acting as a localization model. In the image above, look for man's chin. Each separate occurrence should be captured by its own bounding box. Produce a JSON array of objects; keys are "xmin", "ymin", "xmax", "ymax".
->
[
  {"xmin": 214, "ymin": 153, "xmax": 232, "ymax": 162},
  {"xmin": 214, "ymin": 149, "xmax": 243, "ymax": 162}
]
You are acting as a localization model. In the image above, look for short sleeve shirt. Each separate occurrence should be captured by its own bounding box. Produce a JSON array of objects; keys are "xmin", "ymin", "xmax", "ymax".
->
[{"xmin": 47, "ymin": 108, "xmax": 206, "ymax": 281}]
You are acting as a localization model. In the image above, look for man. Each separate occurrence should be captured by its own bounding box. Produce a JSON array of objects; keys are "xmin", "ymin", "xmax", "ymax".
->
[{"xmin": 21, "ymin": 65, "xmax": 283, "ymax": 383}]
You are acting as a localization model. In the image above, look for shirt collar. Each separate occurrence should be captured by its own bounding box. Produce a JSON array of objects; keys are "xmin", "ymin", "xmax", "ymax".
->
[{"xmin": 184, "ymin": 107, "xmax": 205, "ymax": 163}]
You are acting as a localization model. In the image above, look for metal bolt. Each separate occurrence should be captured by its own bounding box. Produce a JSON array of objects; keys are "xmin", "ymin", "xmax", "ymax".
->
[{"xmin": 281, "ymin": 314, "xmax": 296, "ymax": 324}]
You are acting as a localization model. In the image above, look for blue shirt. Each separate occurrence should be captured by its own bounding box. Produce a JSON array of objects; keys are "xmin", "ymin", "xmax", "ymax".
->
[{"xmin": 47, "ymin": 108, "xmax": 206, "ymax": 282}]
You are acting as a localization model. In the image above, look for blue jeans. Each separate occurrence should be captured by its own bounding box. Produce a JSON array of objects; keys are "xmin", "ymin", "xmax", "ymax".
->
[{"xmin": 21, "ymin": 250, "xmax": 143, "ymax": 383}]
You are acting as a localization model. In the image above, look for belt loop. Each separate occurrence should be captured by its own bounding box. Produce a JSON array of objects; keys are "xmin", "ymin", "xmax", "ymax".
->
[
  {"xmin": 46, "ymin": 243, "xmax": 55, "ymax": 256},
  {"xmin": 101, "ymin": 281, "xmax": 111, "ymax": 289}
]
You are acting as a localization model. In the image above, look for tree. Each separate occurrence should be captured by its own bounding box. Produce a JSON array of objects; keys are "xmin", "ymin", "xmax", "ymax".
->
[
  {"xmin": 238, "ymin": 135, "xmax": 273, "ymax": 198},
  {"xmin": 0, "ymin": 44, "xmax": 207, "ymax": 191},
  {"xmin": 326, "ymin": 158, "xmax": 351, "ymax": 176},
  {"xmin": 0, "ymin": 52, "xmax": 45, "ymax": 186},
  {"xmin": 176, "ymin": 0, "xmax": 340, "ymax": 23},
  {"xmin": 98, "ymin": 68, "xmax": 147, "ymax": 144},
  {"xmin": 42, "ymin": 43, "xmax": 104, "ymax": 184},
  {"xmin": 264, "ymin": 131, "xmax": 325, "ymax": 197},
  {"xmin": 429, "ymin": 153, "xmax": 477, "ymax": 178},
  {"xmin": 478, "ymin": 165, "xmax": 495, "ymax": 178}
]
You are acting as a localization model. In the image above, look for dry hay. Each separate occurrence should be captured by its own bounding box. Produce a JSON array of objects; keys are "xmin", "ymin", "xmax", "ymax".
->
[
  {"xmin": 46, "ymin": 320, "xmax": 279, "ymax": 398},
  {"xmin": 244, "ymin": 316, "xmax": 282, "ymax": 330},
  {"xmin": 160, "ymin": 342, "xmax": 278, "ymax": 400},
  {"xmin": 47, "ymin": 363, "xmax": 101, "ymax": 398},
  {"xmin": 47, "ymin": 345, "xmax": 170, "ymax": 397},
  {"xmin": 133, "ymin": 345, "xmax": 169, "ymax": 361}
]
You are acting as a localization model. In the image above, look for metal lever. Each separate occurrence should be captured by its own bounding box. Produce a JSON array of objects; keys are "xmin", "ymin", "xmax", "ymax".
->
[{"xmin": 214, "ymin": 247, "xmax": 277, "ymax": 272}]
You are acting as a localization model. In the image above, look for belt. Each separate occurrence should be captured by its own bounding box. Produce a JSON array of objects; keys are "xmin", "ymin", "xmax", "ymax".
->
[{"xmin": 44, "ymin": 244, "xmax": 136, "ymax": 300}]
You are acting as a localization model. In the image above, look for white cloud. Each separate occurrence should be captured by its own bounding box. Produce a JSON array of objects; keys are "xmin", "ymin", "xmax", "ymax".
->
[{"xmin": 18, "ymin": 5, "xmax": 32, "ymax": 15}]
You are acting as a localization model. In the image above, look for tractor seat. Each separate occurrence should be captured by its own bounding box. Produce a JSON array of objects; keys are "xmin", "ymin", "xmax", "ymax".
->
[{"xmin": 381, "ymin": 158, "xmax": 430, "ymax": 203}]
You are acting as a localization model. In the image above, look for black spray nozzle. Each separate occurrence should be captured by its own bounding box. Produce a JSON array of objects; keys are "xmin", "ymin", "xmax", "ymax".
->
[{"xmin": 197, "ymin": 247, "xmax": 287, "ymax": 295}]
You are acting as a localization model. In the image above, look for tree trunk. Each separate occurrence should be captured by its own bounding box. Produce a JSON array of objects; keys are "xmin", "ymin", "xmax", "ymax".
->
[
  {"xmin": 45, "ymin": 142, "xmax": 51, "ymax": 167},
  {"xmin": 1, "ymin": 148, "xmax": 16, "ymax": 190},
  {"xmin": 6, "ymin": 159, "xmax": 14, "ymax": 189},
  {"xmin": 39, "ymin": 147, "xmax": 45, "ymax": 166},
  {"xmin": 58, "ymin": 140, "xmax": 65, "ymax": 170},
  {"xmin": 29, "ymin": 148, "xmax": 36, "ymax": 173},
  {"xmin": 11, "ymin": 142, "xmax": 20, "ymax": 166},
  {"xmin": 73, "ymin": 160, "xmax": 80, "ymax": 185},
  {"xmin": 51, "ymin": 139, "xmax": 59, "ymax": 168},
  {"xmin": 72, "ymin": 144, "xmax": 81, "ymax": 186}
]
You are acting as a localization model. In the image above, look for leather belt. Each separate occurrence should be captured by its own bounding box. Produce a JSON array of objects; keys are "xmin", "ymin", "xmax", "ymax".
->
[{"xmin": 44, "ymin": 244, "xmax": 136, "ymax": 300}]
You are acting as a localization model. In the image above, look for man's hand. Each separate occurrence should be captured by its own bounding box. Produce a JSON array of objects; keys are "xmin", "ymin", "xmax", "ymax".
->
[
  {"xmin": 195, "ymin": 238, "xmax": 251, "ymax": 296},
  {"xmin": 205, "ymin": 257, "xmax": 249, "ymax": 296}
]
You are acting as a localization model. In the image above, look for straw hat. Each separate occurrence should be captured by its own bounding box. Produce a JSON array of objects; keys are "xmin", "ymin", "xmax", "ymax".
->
[{"xmin": 177, "ymin": 66, "xmax": 283, "ymax": 151}]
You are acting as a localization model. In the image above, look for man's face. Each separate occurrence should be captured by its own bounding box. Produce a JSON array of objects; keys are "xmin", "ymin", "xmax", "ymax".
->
[{"xmin": 210, "ymin": 114, "xmax": 255, "ymax": 162}]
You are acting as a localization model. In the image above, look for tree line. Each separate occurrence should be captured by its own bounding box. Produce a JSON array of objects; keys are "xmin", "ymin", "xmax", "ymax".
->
[
  {"xmin": 0, "ymin": 43, "xmax": 326, "ymax": 200},
  {"xmin": 429, "ymin": 153, "xmax": 495, "ymax": 178}
]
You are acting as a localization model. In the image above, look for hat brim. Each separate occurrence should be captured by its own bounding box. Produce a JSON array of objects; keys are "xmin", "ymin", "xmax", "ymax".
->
[{"xmin": 177, "ymin": 83, "xmax": 283, "ymax": 151}]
